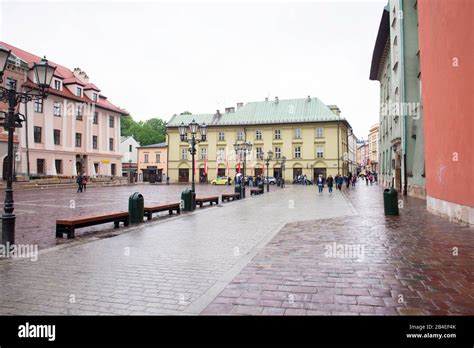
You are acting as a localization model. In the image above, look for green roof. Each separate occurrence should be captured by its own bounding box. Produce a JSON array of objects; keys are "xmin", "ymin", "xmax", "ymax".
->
[{"xmin": 167, "ymin": 97, "xmax": 345, "ymax": 127}]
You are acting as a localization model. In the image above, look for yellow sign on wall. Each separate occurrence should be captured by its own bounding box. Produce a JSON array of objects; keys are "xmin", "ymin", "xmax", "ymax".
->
[{"xmin": 101, "ymin": 159, "xmax": 111, "ymax": 163}]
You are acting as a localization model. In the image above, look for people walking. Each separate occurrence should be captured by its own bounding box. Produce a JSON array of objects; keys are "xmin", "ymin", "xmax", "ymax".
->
[
  {"xmin": 351, "ymin": 174, "xmax": 356, "ymax": 187},
  {"xmin": 82, "ymin": 175, "xmax": 88, "ymax": 192},
  {"xmin": 369, "ymin": 173, "xmax": 374, "ymax": 185},
  {"xmin": 317, "ymin": 174, "xmax": 324, "ymax": 193},
  {"xmin": 327, "ymin": 175, "xmax": 334, "ymax": 193},
  {"xmin": 76, "ymin": 173, "xmax": 83, "ymax": 193},
  {"xmin": 337, "ymin": 174, "xmax": 343, "ymax": 190}
]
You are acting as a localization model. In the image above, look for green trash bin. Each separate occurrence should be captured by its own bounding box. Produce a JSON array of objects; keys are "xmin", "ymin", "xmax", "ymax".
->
[
  {"xmin": 383, "ymin": 188, "xmax": 399, "ymax": 215},
  {"xmin": 128, "ymin": 192, "xmax": 144, "ymax": 223},
  {"xmin": 181, "ymin": 188, "xmax": 195, "ymax": 211}
]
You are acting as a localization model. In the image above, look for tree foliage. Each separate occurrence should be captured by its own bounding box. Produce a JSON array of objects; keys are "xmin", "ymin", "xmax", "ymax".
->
[{"xmin": 121, "ymin": 115, "xmax": 167, "ymax": 146}]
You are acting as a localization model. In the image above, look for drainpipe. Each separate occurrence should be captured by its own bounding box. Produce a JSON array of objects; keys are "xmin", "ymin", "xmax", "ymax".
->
[
  {"xmin": 399, "ymin": 0, "xmax": 408, "ymax": 195},
  {"xmin": 23, "ymin": 99, "xmax": 30, "ymax": 177}
]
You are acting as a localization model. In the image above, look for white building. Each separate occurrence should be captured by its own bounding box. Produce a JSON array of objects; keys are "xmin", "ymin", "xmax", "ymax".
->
[
  {"xmin": 348, "ymin": 132, "xmax": 358, "ymax": 175},
  {"xmin": 120, "ymin": 136, "xmax": 140, "ymax": 181}
]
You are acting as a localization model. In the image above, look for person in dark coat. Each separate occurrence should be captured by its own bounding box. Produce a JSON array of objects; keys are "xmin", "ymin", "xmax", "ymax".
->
[
  {"xmin": 76, "ymin": 174, "xmax": 83, "ymax": 193},
  {"xmin": 326, "ymin": 175, "xmax": 334, "ymax": 193}
]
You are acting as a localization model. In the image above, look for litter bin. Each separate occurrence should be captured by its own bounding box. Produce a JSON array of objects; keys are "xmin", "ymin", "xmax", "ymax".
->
[
  {"xmin": 181, "ymin": 188, "xmax": 195, "ymax": 211},
  {"xmin": 383, "ymin": 187, "xmax": 399, "ymax": 215},
  {"xmin": 128, "ymin": 192, "xmax": 144, "ymax": 223}
]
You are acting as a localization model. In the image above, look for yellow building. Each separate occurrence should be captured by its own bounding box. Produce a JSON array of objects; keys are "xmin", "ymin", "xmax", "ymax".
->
[{"xmin": 166, "ymin": 97, "xmax": 351, "ymax": 183}]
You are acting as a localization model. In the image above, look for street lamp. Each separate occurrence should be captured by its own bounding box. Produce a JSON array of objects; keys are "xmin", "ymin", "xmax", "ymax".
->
[
  {"xmin": 179, "ymin": 120, "xmax": 206, "ymax": 207},
  {"xmin": 0, "ymin": 52, "xmax": 56, "ymax": 246},
  {"xmin": 233, "ymin": 141, "xmax": 252, "ymax": 198},
  {"xmin": 280, "ymin": 156, "xmax": 287, "ymax": 188},
  {"xmin": 264, "ymin": 149, "xmax": 273, "ymax": 192}
]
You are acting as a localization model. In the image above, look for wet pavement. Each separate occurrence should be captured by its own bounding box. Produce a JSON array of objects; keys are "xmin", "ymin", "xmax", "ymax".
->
[
  {"xmin": 203, "ymin": 182, "xmax": 474, "ymax": 315},
  {"xmin": 0, "ymin": 183, "xmax": 235, "ymax": 249},
  {"xmin": 0, "ymin": 184, "xmax": 356, "ymax": 315}
]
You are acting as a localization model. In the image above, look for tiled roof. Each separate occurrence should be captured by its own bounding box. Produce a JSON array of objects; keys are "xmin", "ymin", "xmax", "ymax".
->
[
  {"xmin": 0, "ymin": 41, "xmax": 122, "ymax": 114},
  {"xmin": 138, "ymin": 142, "xmax": 167, "ymax": 148},
  {"xmin": 167, "ymin": 97, "xmax": 345, "ymax": 127}
]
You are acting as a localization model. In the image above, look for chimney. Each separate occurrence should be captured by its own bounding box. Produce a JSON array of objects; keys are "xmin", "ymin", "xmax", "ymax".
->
[
  {"xmin": 328, "ymin": 105, "xmax": 341, "ymax": 116},
  {"xmin": 275, "ymin": 96, "xmax": 279, "ymax": 104},
  {"xmin": 265, "ymin": 97, "xmax": 269, "ymax": 102},
  {"xmin": 216, "ymin": 109, "xmax": 221, "ymax": 117},
  {"xmin": 225, "ymin": 107, "xmax": 235, "ymax": 113},
  {"xmin": 307, "ymin": 95, "xmax": 311, "ymax": 102},
  {"xmin": 236, "ymin": 102, "xmax": 244, "ymax": 109}
]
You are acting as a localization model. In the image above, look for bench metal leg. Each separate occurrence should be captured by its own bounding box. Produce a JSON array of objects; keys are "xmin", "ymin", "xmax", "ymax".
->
[
  {"xmin": 169, "ymin": 209, "xmax": 173, "ymax": 215},
  {"xmin": 67, "ymin": 228, "xmax": 75, "ymax": 239},
  {"xmin": 114, "ymin": 220, "xmax": 120, "ymax": 229},
  {"xmin": 123, "ymin": 218, "xmax": 130, "ymax": 227},
  {"xmin": 176, "ymin": 207, "xmax": 181, "ymax": 214}
]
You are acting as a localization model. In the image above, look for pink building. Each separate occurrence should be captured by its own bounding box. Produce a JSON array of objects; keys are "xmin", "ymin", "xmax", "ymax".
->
[{"xmin": 0, "ymin": 42, "xmax": 125, "ymax": 178}]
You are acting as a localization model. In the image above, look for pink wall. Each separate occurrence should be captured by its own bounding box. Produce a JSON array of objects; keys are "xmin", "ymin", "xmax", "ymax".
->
[{"xmin": 419, "ymin": 0, "xmax": 474, "ymax": 207}]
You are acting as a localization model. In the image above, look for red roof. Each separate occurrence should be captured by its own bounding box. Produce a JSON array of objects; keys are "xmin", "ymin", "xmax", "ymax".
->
[{"xmin": 0, "ymin": 41, "xmax": 123, "ymax": 114}]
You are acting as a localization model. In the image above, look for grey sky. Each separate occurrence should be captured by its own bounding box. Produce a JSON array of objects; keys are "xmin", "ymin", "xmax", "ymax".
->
[{"xmin": 1, "ymin": 0, "xmax": 385, "ymax": 139}]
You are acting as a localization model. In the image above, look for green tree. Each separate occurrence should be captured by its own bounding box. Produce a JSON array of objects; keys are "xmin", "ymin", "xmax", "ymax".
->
[{"xmin": 121, "ymin": 115, "xmax": 167, "ymax": 146}]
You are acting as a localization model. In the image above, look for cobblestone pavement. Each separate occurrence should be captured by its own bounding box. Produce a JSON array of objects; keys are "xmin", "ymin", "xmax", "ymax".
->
[
  {"xmin": 0, "ymin": 185, "xmax": 356, "ymax": 315},
  {"xmin": 203, "ymin": 182, "xmax": 474, "ymax": 315},
  {"xmin": 0, "ymin": 183, "xmax": 235, "ymax": 249}
]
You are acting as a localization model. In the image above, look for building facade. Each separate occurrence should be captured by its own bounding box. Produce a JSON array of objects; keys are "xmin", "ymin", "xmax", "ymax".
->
[
  {"xmin": 368, "ymin": 123, "xmax": 379, "ymax": 172},
  {"xmin": 369, "ymin": 0, "xmax": 425, "ymax": 198},
  {"xmin": 167, "ymin": 97, "xmax": 351, "ymax": 184},
  {"xmin": 137, "ymin": 142, "xmax": 168, "ymax": 183},
  {"xmin": 0, "ymin": 42, "xmax": 125, "ymax": 178},
  {"xmin": 120, "ymin": 136, "xmax": 140, "ymax": 181},
  {"xmin": 348, "ymin": 132, "xmax": 359, "ymax": 175},
  {"xmin": 418, "ymin": 0, "xmax": 473, "ymax": 225},
  {"xmin": 356, "ymin": 140, "xmax": 369, "ymax": 174}
]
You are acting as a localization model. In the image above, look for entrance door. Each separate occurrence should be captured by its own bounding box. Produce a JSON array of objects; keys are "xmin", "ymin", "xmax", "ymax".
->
[
  {"xmin": 273, "ymin": 168, "xmax": 282, "ymax": 179},
  {"xmin": 254, "ymin": 168, "xmax": 263, "ymax": 178},
  {"xmin": 179, "ymin": 168, "xmax": 189, "ymax": 183},
  {"xmin": 157, "ymin": 169, "xmax": 163, "ymax": 182},
  {"xmin": 293, "ymin": 168, "xmax": 302, "ymax": 180},
  {"xmin": 217, "ymin": 168, "xmax": 226, "ymax": 177},
  {"xmin": 314, "ymin": 168, "xmax": 327, "ymax": 179},
  {"xmin": 76, "ymin": 161, "xmax": 82, "ymax": 175}
]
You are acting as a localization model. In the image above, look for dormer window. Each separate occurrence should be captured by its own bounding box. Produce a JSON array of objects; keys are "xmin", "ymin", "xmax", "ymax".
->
[
  {"xmin": 76, "ymin": 87, "xmax": 82, "ymax": 97},
  {"xmin": 92, "ymin": 92, "xmax": 98, "ymax": 102},
  {"xmin": 53, "ymin": 80, "xmax": 61, "ymax": 91}
]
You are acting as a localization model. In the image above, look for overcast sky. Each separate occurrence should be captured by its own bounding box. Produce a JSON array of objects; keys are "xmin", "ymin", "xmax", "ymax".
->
[{"xmin": 1, "ymin": 0, "xmax": 385, "ymax": 139}]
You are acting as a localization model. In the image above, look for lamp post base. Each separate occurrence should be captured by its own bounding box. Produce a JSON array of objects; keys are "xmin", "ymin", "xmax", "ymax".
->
[{"xmin": 1, "ymin": 213, "xmax": 15, "ymax": 245}]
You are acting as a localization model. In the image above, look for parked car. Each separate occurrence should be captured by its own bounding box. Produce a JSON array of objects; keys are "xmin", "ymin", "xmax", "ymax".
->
[
  {"xmin": 263, "ymin": 176, "xmax": 277, "ymax": 185},
  {"xmin": 211, "ymin": 176, "xmax": 232, "ymax": 185}
]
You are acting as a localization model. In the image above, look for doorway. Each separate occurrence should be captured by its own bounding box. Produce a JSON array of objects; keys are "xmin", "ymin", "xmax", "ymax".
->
[
  {"xmin": 314, "ymin": 168, "xmax": 327, "ymax": 179},
  {"xmin": 178, "ymin": 168, "xmax": 189, "ymax": 183}
]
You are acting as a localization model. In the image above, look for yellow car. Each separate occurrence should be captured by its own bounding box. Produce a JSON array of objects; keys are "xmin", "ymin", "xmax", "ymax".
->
[{"xmin": 211, "ymin": 176, "xmax": 233, "ymax": 185}]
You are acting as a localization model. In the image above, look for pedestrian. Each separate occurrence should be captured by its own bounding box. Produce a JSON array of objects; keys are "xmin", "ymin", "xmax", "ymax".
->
[
  {"xmin": 346, "ymin": 172, "xmax": 351, "ymax": 189},
  {"xmin": 351, "ymin": 175, "xmax": 356, "ymax": 187},
  {"xmin": 336, "ymin": 174, "xmax": 343, "ymax": 190},
  {"xmin": 327, "ymin": 175, "xmax": 334, "ymax": 193},
  {"xmin": 365, "ymin": 173, "xmax": 369, "ymax": 186},
  {"xmin": 317, "ymin": 174, "xmax": 324, "ymax": 193},
  {"xmin": 82, "ymin": 175, "xmax": 88, "ymax": 192},
  {"xmin": 76, "ymin": 173, "xmax": 83, "ymax": 193},
  {"xmin": 303, "ymin": 174, "xmax": 307, "ymax": 186},
  {"xmin": 369, "ymin": 173, "xmax": 374, "ymax": 185}
]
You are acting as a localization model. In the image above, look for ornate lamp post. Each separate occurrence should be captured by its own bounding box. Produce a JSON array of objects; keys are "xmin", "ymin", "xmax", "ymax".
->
[
  {"xmin": 264, "ymin": 149, "xmax": 273, "ymax": 192},
  {"xmin": 179, "ymin": 119, "xmax": 207, "ymax": 196},
  {"xmin": 233, "ymin": 141, "xmax": 252, "ymax": 198},
  {"xmin": 0, "ymin": 49, "xmax": 56, "ymax": 246},
  {"xmin": 280, "ymin": 156, "xmax": 287, "ymax": 188}
]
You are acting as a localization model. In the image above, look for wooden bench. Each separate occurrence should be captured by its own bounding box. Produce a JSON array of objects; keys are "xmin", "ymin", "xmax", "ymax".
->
[
  {"xmin": 250, "ymin": 188, "xmax": 264, "ymax": 196},
  {"xmin": 195, "ymin": 196, "xmax": 219, "ymax": 207},
  {"xmin": 222, "ymin": 193, "xmax": 241, "ymax": 202},
  {"xmin": 56, "ymin": 211, "xmax": 129, "ymax": 239},
  {"xmin": 144, "ymin": 202, "xmax": 180, "ymax": 220}
]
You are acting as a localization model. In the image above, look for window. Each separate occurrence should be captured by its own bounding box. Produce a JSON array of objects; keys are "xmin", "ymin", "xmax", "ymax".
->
[
  {"xmin": 255, "ymin": 130, "xmax": 262, "ymax": 140},
  {"xmin": 181, "ymin": 148, "xmax": 188, "ymax": 160},
  {"xmin": 92, "ymin": 93, "xmax": 98, "ymax": 102},
  {"xmin": 316, "ymin": 127, "xmax": 324, "ymax": 138},
  {"xmin": 274, "ymin": 129, "xmax": 281, "ymax": 140},
  {"xmin": 53, "ymin": 129, "xmax": 61, "ymax": 145},
  {"xmin": 129, "ymin": 144, "xmax": 132, "ymax": 152},
  {"xmin": 34, "ymin": 98, "xmax": 43, "ymax": 113},
  {"xmin": 55, "ymin": 159, "xmax": 63, "ymax": 174},
  {"xmin": 236, "ymin": 130, "xmax": 244, "ymax": 141},
  {"xmin": 256, "ymin": 147, "xmax": 263, "ymax": 160},
  {"xmin": 294, "ymin": 146, "xmax": 301, "ymax": 159},
  {"xmin": 53, "ymin": 80, "xmax": 61, "ymax": 91},
  {"xmin": 109, "ymin": 138, "xmax": 114, "ymax": 151},
  {"xmin": 36, "ymin": 159, "xmax": 45, "ymax": 175},
  {"xmin": 76, "ymin": 87, "xmax": 82, "ymax": 97},
  {"xmin": 111, "ymin": 163, "xmax": 117, "ymax": 176},
  {"xmin": 217, "ymin": 148, "xmax": 225, "ymax": 161},
  {"xmin": 109, "ymin": 115, "xmax": 114, "ymax": 128},
  {"xmin": 75, "ymin": 133, "xmax": 82, "ymax": 147},
  {"xmin": 316, "ymin": 146, "xmax": 324, "ymax": 158},
  {"xmin": 76, "ymin": 105, "xmax": 82, "ymax": 120},
  {"xmin": 6, "ymin": 78, "xmax": 17, "ymax": 90},
  {"xmin": 144, "ymin": 154, "xmax": 149, "ymax": 163},
  {"xmin": 274, "ymin": 147, "xmax": 281, "ymax": 159},
  {"xmin": 92, "ymin": 135, "xmax": 98, "ymax": 149},
  {"xmin": 93, "ymin": 112, "xmax": 98, "ymax": 124},
  {"xmin": 218, "ymin": 131, "xmax": 225, "ymax": 141},
  {"xmin": 156, "ymin": 153, "xmax": 160, "ymax": 163},
  {"xmin": 34, "ymin": 126, "xmax": 42, "ymax": 143},
  {"xmin": 53, "ymin": 102, "xmax": 61, "ymax": 116},
  {"xmin": 200, "ymin": 147, "xmax": 207, "ymax": 160},
  {"xmin": 94, "ymin": 162, "xmax": 100, "ymax": 174},
  {"xmin": 294, "ymin": 128, "xmax": 301, "ymax": 139}
]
